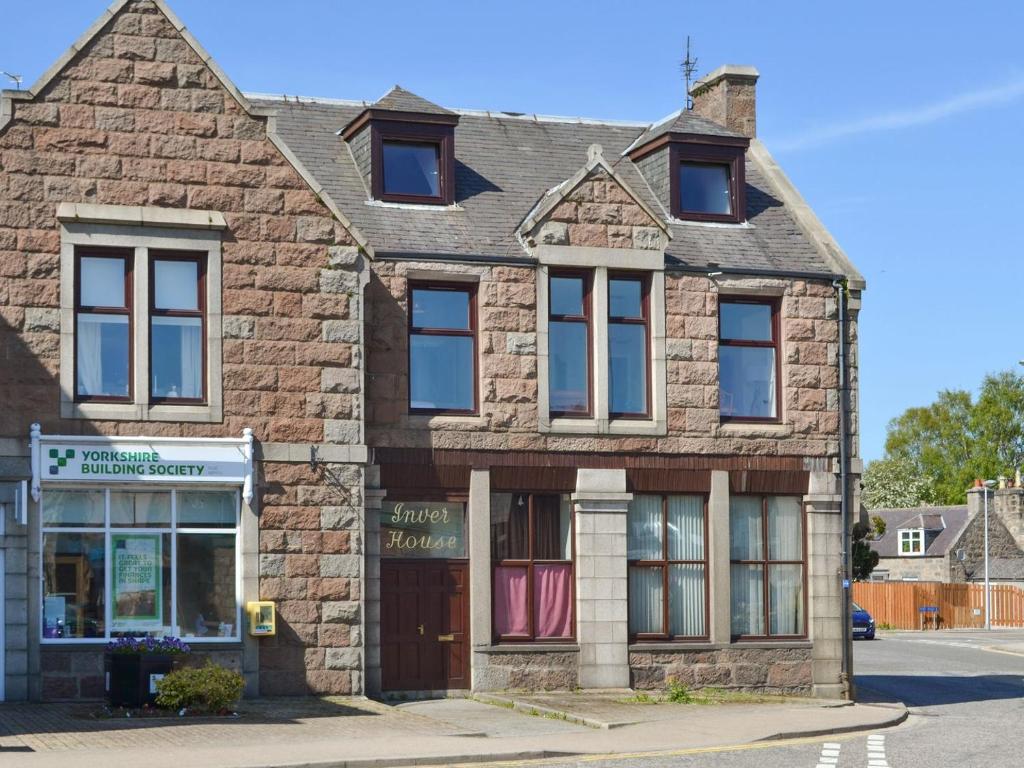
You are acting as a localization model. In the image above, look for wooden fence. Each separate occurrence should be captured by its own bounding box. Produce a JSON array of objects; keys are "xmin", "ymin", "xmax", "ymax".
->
[{"xmin": 852, "ymin": 581, "xmax": 1024, "ymax": 629}]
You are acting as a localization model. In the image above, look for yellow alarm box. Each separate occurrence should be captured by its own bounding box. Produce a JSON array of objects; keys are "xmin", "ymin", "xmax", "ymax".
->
[{"xmin": 247, "ymin": 601, "xmax": 276, "ymax": 637}]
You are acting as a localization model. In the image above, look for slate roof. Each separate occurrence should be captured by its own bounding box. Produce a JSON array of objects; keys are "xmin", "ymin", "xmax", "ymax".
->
[
  {"xmin": 249, "ymin": 90, "xmax": 851, "ymax": 277},
  {"xmin": 625, "ymin": 108, "xmax": 745, "ymax": 153},
  {"xmin": 372, "ymin": 85, "xmax": 456, "ymax": 117},
  {"xmin": 869, "ymin": 506, "xmax": 971, "ymax": 558}
]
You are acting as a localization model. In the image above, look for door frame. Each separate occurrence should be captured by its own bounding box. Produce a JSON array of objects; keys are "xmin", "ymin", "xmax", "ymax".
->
[{"xmin": 379, "ymin": 558, "xmax": 470, "ymax": 691}]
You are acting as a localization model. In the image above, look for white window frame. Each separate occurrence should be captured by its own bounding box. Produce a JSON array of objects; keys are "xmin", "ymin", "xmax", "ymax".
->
[
  {"xmin": 39, "ymin": 486, "xmax": 242, "ymax": 645},
  {"xmin": 536, "ymin": 246, "xmax": 667, "ymax": 436},
  {"xmin": 899, "ymin": 528, "xmax": 924, "ymax": 557},
  {"xmin": 58, "ymin": 204, "xmax": 224, "ymax": 423}
]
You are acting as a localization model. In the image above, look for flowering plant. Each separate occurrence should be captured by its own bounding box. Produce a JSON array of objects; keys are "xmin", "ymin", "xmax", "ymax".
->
[{"xmin": 106, "ymin": 636, "xmax": 191, "ymax": 656}]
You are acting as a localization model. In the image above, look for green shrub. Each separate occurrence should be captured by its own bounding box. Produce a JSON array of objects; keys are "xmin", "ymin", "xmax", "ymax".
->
[
  {"xmin": 666, "ymin": 679, "xmax": 693, "ymax": 703},
  {"xmin": 155, "ymin": 662, "xmax": 244, "ymax": 713}
]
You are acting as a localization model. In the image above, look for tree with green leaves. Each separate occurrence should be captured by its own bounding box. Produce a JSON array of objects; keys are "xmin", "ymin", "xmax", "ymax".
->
[
  {"xmin": 852, "ymin": 519, "xmax": 882, "ymax": 580},
  {"xmin": 862, "ymin": 456, "xmax": 935, "ymax": 510},
  {"xmin": 877, "ymin": 370, "xmax": 1024, "ymax": 505}
]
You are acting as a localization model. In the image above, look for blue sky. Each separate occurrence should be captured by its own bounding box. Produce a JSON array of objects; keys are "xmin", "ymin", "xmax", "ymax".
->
[{"xmin": 3, "ymin": 0, "xmax": 1023, "ymax": 463}]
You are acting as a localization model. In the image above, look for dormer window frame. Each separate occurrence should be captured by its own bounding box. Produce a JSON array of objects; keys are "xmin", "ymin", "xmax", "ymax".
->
[
  {"xmin": 359, "ymin": 116, "xmax": 456, "ymax": 206},
  {"xmin": 668, "ymin": 138, "xmax": 747, "ymax": 223},
  {"xmin": 899, "ymin": 528, "xmax": 925, "ymax": 557}
]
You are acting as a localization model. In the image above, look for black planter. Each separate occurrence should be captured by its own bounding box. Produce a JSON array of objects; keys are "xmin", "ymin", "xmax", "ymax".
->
[{"xmin": 105, "ymin": 653, "xmax": 176, "ymax": 708}]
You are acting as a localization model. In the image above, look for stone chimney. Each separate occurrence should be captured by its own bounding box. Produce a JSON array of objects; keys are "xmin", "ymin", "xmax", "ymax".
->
[
  {"xmin": 689, "ymin": 64, "xmax": 759, "ymax": 138},
  {"xmin": 993, "ymin": 487, "xmax": 1024, "ymax": 551}
]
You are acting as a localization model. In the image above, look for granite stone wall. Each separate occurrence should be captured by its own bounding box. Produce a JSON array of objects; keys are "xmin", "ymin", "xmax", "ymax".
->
[
  {"xmin": 472, "ymin": 650, "xmax": 579, "ymax": 691},
  {"xmin": 0, "ymin": 0, "xmax": 365, "ymax": 700},
  {"xmin": 629, "ymin": 645, "xmax": 813, "ymax": 694},
  {"xmin": 258, "ymin": 460, "xmax": 364, "ymax": 695},
  {"xmin": 367, "ymin": 264, "xmax": 853, "ymax": 461},
  {"xmin": 0, "ymin": 0, "xmax": 363, "ymax": 443}
]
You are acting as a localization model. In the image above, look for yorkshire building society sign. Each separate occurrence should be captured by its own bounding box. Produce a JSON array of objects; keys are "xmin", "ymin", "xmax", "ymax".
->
[{"xmin": 30, "ymin": 424, "xmax": 255, "ymax": 502}]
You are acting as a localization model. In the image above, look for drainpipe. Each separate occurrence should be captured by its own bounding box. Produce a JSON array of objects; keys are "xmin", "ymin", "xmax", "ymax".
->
[{"xmin": 833, "ymin": 279, "xmax": 852, "ymax": 698}]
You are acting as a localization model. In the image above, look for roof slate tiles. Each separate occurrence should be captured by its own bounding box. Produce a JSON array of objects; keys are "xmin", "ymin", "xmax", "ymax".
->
[
  {"xmin": 870, "ymin": 506, "xmax": 970, "ymax": 559},
  {"xmin": 253, "ymin": 94, "xmax": 840, "ymax": 275}
]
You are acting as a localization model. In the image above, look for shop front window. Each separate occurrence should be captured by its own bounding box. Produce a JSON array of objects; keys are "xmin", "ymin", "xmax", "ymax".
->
[
  {"xmin": 491, "ymin": 493, "xmax": 574, "ymax": 641},
  {"xmin": 41, "ymin": 488, "xmax": 240, "ymax": 642}
]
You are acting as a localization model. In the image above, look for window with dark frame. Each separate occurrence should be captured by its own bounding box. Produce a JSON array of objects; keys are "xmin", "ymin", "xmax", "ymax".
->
[
  {"xmin": 718, "ymin": 298, "xmax": 780, "ymax": 422},
  {"xmin": 371, "ymin": 122, "xmax": 455, "ymax": 205},
  {"xmin": 669, "ymin": 142, "xmax": 746, "ymax": 223},
  {"xmin": 627, "ymin": 494, "xmax": 708, "ymax": 640},
  {"xmin": 150, "ymin": 253, "xmax": 206, "ymax": 404},
  {"xmin": 729, "ymin": 495, "xmax": 805, "ymax": 639},
  {"xmin": 608, "ymin": 273, "xmax": 650, "ymax": 418},
  {"xmin": 408, "ymin": 283, "xmax": 477, "ymax": 414},
  {"xmin": 548, "ymin": 271, "xmax": 592, "ymax": 418},
  {"xmin": 75, "ymin": 249, "xmax": 132, "ymax": 402},
  {"xmin": 491, "ymin": 493, "xmax": 574, "ymax": 642}
]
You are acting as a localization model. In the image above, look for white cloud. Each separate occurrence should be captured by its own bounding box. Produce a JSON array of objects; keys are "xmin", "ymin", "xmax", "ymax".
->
[{"xmin": 772, "ymin": 76, "xmax": 1024, "ymax": 153}]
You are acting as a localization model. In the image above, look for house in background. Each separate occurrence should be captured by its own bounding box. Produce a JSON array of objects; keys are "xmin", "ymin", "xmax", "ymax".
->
[
  {"xmin": 867, "ymin": 506, "xmax": 970, "ymax": 582},
  {"xmin": 868, "ymin": 486, "xmax": 1024, "ymax": 586}
]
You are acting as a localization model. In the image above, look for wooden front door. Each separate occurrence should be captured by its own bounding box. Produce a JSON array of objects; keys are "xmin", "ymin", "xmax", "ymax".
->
[{"xmin": 380, "ymin": 560, "xmax": 469, "ymax": 691}]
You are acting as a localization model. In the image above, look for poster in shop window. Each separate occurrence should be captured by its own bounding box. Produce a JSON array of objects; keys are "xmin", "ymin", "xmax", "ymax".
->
[{"xmin": 111, "ymin": 534, "xmax": 163, "ymax": 630}]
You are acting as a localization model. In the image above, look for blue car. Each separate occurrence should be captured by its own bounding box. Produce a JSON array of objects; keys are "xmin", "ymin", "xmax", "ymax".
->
[{"xmin": 852, "ymin": 601, "xmax": 875, "ymax": 640}]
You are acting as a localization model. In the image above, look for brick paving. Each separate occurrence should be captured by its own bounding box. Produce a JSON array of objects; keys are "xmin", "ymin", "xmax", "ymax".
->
[{"xmin": 0, "ymin": 697, "xmax": 469, "ymax": 753}]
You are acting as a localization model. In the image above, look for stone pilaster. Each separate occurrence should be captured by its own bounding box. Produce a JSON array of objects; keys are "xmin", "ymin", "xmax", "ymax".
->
[
  {"xmin": 362, "ymin": 466, "xmax": 386, "ymax": 697},
  {"xmin": 708, "ymin": 470, "xmax": 731, "ymax": 644},
  {"xmin": 468, "ymin": 469, "xmax": 492, "ymax": 690},
  {"xmin": 572, "ymin": 468, "xmax": 631, "ymax": 688},
  {"xmin": 805, "ymin": 470, "xmax": 845, "ymax": 699}
]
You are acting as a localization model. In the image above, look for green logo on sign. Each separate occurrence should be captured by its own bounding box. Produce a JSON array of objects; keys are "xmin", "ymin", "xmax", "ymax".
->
[{"xmin": 48, "ymin": 448, "xmax": 75, "ymax": 475}]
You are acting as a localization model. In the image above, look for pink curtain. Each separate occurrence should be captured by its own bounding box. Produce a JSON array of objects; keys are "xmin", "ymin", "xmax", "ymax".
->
[
  {"xmin": 494, "ymin": 567, "xmax": 528, "ymax": 636},
  {"xmin": 534, "ymin": 564, "xmax": 573, "ymax": 638}
]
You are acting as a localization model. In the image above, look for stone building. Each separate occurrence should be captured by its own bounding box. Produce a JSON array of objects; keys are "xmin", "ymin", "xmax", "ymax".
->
[
  {"xmin": 868, "ymin": 487, "xmax": 1024, "ymax": 585},
  {"xmin": 0, "ymin": 0, "xmax": 864, "ymax": 701}
]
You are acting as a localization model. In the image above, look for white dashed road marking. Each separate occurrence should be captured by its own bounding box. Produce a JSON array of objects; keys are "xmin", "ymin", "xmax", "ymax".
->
[
  {"xmin": 867, "ymin": 733, "xmax": 889, "ymax": 767},
  {"xmin": 816, "ymin": 741, "xmax": 841, "ymax": 767}
]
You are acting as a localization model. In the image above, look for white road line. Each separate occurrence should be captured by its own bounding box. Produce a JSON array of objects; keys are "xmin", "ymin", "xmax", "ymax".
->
[
  {"xmin": 867, "ymin": 732, "xmax": 889, "ymax": 768},
  {"xmin": 816, "ymin": 741, "xmax": 841, "ymax": 768}
]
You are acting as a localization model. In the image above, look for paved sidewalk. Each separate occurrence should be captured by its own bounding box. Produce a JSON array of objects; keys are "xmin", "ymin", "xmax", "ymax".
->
[{"xmin": 0, "ymin": 694, "xmax": 908, "ymax": 768}]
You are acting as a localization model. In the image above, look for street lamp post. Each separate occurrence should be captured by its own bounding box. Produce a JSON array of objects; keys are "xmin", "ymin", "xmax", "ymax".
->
[{"xmin": 983, "ymin": 479, "xmax": 996, "ymax": 631}]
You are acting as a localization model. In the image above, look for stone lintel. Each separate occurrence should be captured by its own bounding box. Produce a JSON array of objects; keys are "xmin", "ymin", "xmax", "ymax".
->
[{"xmin": 56, "ymin": 202, "xmax": 227, "ymax": 230}]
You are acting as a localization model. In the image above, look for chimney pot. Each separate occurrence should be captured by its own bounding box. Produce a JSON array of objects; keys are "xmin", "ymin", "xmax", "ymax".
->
[{"xmin": 689, "ymin": 64, "xmax": 759, "ymax": 138}]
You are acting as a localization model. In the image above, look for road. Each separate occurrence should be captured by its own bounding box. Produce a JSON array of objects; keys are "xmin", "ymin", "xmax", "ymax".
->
[{"xmin": 539, "ymin": 629, "xmax": 1024, "ymax": 768}]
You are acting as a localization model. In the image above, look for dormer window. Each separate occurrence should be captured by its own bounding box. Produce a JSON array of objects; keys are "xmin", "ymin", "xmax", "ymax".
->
[
  {"xmin": 340, "ymin": 86, "xmax": 459, "ymax": 206},
  {"xmin": 669, "ymin": 143, "xmax": 745, "ymax": 223},
  {"xmin": 372, "ymin": 122, "xmax": 454, "ymax": 205},
  {"xmin": 899, "ymin": 529, "xmax": 924, "ymax": 556}
]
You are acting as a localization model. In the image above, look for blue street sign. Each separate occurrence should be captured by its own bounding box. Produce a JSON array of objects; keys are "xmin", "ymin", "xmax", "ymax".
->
[{"xmin": 919, "ymin": 605, "xmax": 939, "ymax": 613}]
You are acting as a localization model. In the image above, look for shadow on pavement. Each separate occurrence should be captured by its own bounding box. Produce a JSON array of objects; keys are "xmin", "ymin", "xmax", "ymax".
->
[{"xmin": 855, "ymin": 674, "xmax": 1024, "ymax": 707}]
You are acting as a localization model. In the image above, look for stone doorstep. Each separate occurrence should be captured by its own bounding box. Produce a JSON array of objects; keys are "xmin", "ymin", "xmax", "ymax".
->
[{"xmin": 473, "ymin": 691, "xmax": 638, "ymax": 730}]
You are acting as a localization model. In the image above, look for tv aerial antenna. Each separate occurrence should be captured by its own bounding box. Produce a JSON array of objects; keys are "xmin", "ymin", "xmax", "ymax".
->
[
  {"xmin": 1, "ymin": 71, "xmax": 23, "ymax": 89},
  {"xmin": 681, "ymin": 37, "xmax": 698, "ymax": 110}
]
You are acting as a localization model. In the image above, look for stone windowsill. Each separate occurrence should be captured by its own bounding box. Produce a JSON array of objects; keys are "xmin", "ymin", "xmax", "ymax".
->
[
  {"xmin": 715, "ymin": 422, "xmax": 793, "ymax": 438},
  {"xmin": 406, "ymin": 413, "xmax": 489, "ymax": 428},
  {"xmin": 629, "ymin": 640, "xmax": 813, "ymax": 652},
  {"xmin": 477, "ymin": 644, "xmax": 580, "ymax": 654}
]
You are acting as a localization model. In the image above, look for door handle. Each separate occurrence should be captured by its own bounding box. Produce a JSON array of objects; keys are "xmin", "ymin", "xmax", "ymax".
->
[
  {"xmin": 417, "ymin": 624, "xmax": 424, "ymax": 635},
  {"xmin": 437, "ymin": 634, "xmax": 455, "ymax": 642}
]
